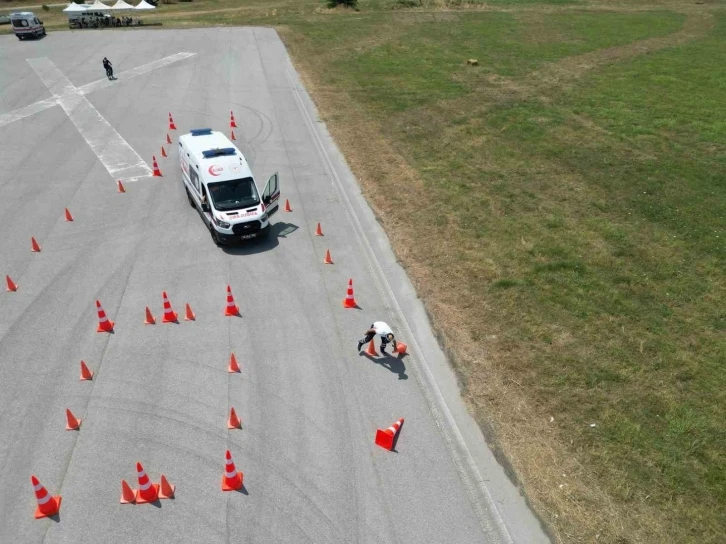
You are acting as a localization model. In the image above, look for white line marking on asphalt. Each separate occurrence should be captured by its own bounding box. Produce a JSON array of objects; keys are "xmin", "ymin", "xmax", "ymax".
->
[
  {"xmin": 285, "ymin": 66, "xmax": 514, "ymax": 544},
  {"xmin": 78, "ymin": 52, "xmax": 196, "ymax": 96},
  {"xmin": 0, "ymin": 98, "xmax": 58, "ymax": 128},
  {"xmin": 0, "ymin": 53, "xmax": 196, "ymax": 132},
  {"xmin": 28, "ymin": 57, "xmax": 152, "ymax": 181}
]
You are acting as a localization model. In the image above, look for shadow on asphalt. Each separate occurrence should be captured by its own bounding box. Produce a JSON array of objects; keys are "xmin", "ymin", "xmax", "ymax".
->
[
  {"xmin": 221, "ymin": 221, "xmax": 300, "ymax": 255},
  {"xmin": 273, "ymin": 222, "xmax": 298, "ymax": 238},
  {"xmin": 361, "ymin": 352, "xmax": 408, "ymax": 380}
]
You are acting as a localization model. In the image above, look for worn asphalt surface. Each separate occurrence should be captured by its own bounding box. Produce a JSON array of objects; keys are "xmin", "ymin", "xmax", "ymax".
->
[{"xmin": 0, "ymin": 28, "xmax": 550, "ymax": 544}]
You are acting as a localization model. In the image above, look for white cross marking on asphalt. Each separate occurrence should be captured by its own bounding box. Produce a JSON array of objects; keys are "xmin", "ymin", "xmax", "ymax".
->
[{"xmin": 0, "ymin": 52, "xmax": 195, "ymax": 182}]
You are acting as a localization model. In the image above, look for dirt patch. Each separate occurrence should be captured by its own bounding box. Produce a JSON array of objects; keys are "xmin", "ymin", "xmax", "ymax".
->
[{"xmin": 526, "ymin": 10, "xmax": 715, "ymax": 92}]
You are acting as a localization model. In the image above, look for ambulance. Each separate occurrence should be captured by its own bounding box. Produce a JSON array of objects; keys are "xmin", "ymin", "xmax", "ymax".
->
[
  {"xmin": 179, "ymin": 128, "xmax": 281, "ymax": 245},
  {"xmin": 10, "ymin": 12, "xmax": 46, "ymax": 40}
]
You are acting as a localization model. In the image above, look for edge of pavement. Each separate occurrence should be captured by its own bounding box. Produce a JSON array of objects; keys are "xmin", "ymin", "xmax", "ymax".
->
[{"xmin": 268, "ymin": 28, "xmax": 551, "ymax": 544}]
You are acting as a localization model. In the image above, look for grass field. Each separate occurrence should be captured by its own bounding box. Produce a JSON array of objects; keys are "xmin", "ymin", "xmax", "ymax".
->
[{"xmin": 2, "ymin": 0, "xmax": 724, "ymax": 542}]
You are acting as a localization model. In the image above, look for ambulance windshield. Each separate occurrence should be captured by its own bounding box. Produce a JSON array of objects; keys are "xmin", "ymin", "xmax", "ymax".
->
[{"xmin": 208, "ymin": 177, "xmax": 260, "ymax": 211}]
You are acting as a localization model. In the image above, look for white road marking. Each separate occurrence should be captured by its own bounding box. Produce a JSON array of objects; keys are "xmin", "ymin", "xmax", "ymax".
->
[
  {"xmin": 0, "ymin": 98, "xmax": 58, "ymax": 128},
  {"xmin": 0, "ymin": 52, "xmax": 196, "ymax": 131},
  {"xmin": 28, "ymin": 57, "xmax": 152, "ymax": 181},
  {"xmin": 78, "ymin": 52, "xmax": 196, "ymax": 96}
]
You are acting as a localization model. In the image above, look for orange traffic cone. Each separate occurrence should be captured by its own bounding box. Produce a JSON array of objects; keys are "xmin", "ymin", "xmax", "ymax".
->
[
  {"xmin": 315, "ymin": 222, "xmax": 324, "ymax": 236},
  {"xmin": 152, "ymin": 156, "xmax": 162, "ymax": 177},
  {"xmin": 120, "ymin": 479, "xmax": 136, "ymax": 504},
  {"xmin": 393, "ymin": 342, "xmax": 408, "ymax": 356},
  {"xmin": 161, "ymin": 146, "xmax": 167, "ymax": 158},
  {"xmin": 64, "ymin": 208, "xmax": 74, "ymax": 222},
  {"xmin": 168, "ymin": 112, "xmax": 176, "ymax": 130},
  {"xmin": 65, "ymin": 408, "xmax": 81, "ymax": 430},
  {"xmin": 96, "ymin": 300, "xmax": 114, "ymax": 333},
  {"xmin": 343, "ymin": 279, "xmax": 357, "ymax": 308},
  {"xmin": 166, "ymin": 133, "xmax": 172, "ymax": 145},
  {"xmin": 31, "ymin": 237, "xmax": 41, "ymax": 252},
  {"xmin": 79, "ymin": 360, "xmax": 94, "ymax": 381},
  {"xmin": 221, "ymin": 450, "xmax": 243, "ymax": 491},
  {"xmin": 224, "ymin": 285, "xmax": 239, "ymax": 317},
  {"xmin": 230, "ymin": 130, "xmax": 236, "ymax": 141},
  {"xmin": 284, "ymin": 199, "xmax": 292, "ymax": 212},
  {"xmin": 366, "ymin": 338, "xmax": 378, "ymax": 357},
  {"xmin": 158, "ymin": 474, "xmax": 175, "ymax": 499},
  {"xmin": 323, "ymin": 249, "xmax": 333, "ymax": 265},
  {"xmin": 31, "ymin": 476, "xmax": 61, "ymax": 519},
  {"xmin": 184, "ymin": 303, "xmax": 195, "ymax": 321},
  {"xmin": 117, "ymin": 179, "xmax": 126, "ymax": 193},
  {"xmin": 375, "ymin": 418, "xmax": 404, "ymax": 451},
  {"xmin": 230, "ymin": 110, "xmax": 237, "ymax": 128},
  {"xmin": 134, "ymin": 462, "xmax": 159, "ymax": 504},
  {"xmin": 144, "ymin": 306, "xmax": 156, "ymax": 325},
  {"xmin": 6, "ymin": 275, "xmax": 18, "ymax": 292},
  {"xmin": 228, "ymin": 407, "xmax": 242, "ymax": 429},
  {"xmin": 228, "ymin": 353, "xmax": 240, "ymax": 373},
  {"xmin": 161, "ymin": 291, "xmax": 178, "ymax": 323}
]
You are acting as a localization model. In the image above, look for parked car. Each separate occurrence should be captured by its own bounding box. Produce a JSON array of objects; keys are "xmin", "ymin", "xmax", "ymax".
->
[{"xmin": 0, "ymin": 14, "xmax": 12, "ymax": 25}]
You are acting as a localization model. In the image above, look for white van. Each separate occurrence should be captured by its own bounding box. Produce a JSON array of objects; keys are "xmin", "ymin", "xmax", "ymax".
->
[
  {"xmin": 179, "ymin": 128, "xmax": 281, "ymax": 246},
  {"xmin": 10, "ymin": 12, "xmax": 46, "ymax": 40}
]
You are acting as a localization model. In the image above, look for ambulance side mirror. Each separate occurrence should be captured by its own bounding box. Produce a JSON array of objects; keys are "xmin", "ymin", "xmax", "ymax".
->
[{"xmin": 202, "ymin": 202, "xmax": 210, "ymax": 212}]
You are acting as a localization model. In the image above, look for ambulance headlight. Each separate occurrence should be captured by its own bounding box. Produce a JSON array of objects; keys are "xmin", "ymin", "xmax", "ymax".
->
[{"xmin": 213, "ymin": 216, "xmax": 231, "ymax": 229}]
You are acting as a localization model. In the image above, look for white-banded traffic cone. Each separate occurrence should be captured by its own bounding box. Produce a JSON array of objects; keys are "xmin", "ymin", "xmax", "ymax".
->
[
  {"xmin": 31, "ymin": 476, "xmax": 61, "ymax": 519},
  {"xmin": 343, "ymin": 279, "xmax": 357, "ymax": 308},
  {"xmin": 96, "ymin": 300, "xmax": 114, "ymax": 333},
  {"xmin": 134, "ymin": 462, "xmax": 159, "ymax": 504},
  {"xmin": 375, "ymin": 418, "xmax": 404, "ymax": 451},
  {"xmin": 221, "ymin": 450, "xmax": 243, "ymax": 491}
]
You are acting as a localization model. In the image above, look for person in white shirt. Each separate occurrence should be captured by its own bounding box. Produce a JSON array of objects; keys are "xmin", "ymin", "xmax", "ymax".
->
[{"xmin": 358, "ymin": 321, "xmax": 398, "ymax": 355}]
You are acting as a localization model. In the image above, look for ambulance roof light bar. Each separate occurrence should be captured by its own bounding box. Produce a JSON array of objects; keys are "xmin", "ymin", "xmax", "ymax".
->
[{"xmin": 202, "ymin": 148, "xmax": 237, "ymax": 158}]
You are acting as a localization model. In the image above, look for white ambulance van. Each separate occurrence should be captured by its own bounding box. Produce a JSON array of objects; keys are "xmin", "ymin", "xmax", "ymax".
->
[
  {"xmin": 10, "ymin": 12, "xmax": 46, "ymax": 40},
  {"xmin": 179, "ymin": 128, "xmax": 281, "ymax": 246}
]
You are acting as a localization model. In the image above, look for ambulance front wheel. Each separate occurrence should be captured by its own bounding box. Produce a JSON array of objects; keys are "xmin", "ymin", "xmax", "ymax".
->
[
  {"xmin": 210, "ymin": 226, "xmax": 223, "ymax": 246},
  {"xmin": 186, "ymin": 189, "xmax": 195, "ymax": 208}
]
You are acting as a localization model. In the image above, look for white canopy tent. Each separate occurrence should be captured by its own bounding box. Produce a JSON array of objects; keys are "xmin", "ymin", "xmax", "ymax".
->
[
  {"xmin": 88, "ymin": 0, "xmax": 112, "ymax": 10},
  {"xmin": 110, "ymin": 0, "xmax": 134, "ymax": 9},
  {"xmin": 133, "ymin": 0, "xmax": 156, "ymax": 10},
  {"xmin": 62, "ymin": 3, "xmax": 90, "ymax": 12}
]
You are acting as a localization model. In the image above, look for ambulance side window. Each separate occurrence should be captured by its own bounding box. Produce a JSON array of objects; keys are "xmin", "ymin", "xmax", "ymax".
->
[{"xmin": 190, "ymin": 168, "xmax": 200, "ymax": 193}]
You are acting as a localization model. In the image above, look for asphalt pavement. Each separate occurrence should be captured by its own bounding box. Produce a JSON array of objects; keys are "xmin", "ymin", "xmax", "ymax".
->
[{"xmin": 0, "ymin": 28, "xmax": 550, "ymax": 544}]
